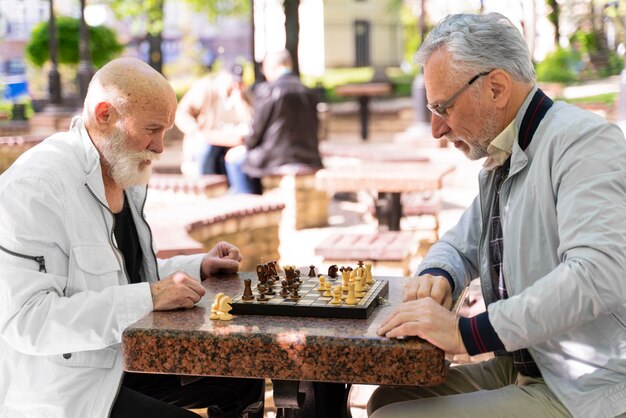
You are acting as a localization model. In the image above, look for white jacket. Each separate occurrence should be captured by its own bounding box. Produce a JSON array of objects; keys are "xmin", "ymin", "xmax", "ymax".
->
[
  {"xmin": 0, "ymin": 118, "xmax": 203, "ymax": 417},
  {"xmin": 419, "ymin": 93, "xmax": 626, "ymax": 418}
]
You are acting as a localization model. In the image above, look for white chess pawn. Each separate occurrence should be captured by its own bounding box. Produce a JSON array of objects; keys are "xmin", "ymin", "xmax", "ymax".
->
[
  {"xmin": 323, "ymin": 281, "xmax": 333, "ymax": 297},
  {"xmin": 317, "ymin": 275, "xmax": 327, "ymax": 292}
]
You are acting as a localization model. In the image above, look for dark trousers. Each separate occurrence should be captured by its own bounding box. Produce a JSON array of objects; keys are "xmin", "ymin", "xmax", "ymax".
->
[{"xmin": 110, "ymin": 372, "xmax": 264, "ymax": 418}]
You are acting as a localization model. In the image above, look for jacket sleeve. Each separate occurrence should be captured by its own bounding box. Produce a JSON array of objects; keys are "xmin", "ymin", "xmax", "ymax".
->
[
  {"xmin": 489, "ymin": 121, "xmax": 626, "ymax": 351},
  {"xmin": 157, "ymin": 253, "xmax": 204, "ymax": 281},
  {"xmin": 417, "ymin": 194, "xmax": 482, "ymax": 302},
  {"xmin": 244, "ymin": 84, "xmax": 275, "ymax": 150},
  {"xmin": 0, "ymin": 176, "xmax": 153, "ymax": 356},
  {"xmin": 175, "ymin": 79, "xmax": 208, "ymax": 135}
]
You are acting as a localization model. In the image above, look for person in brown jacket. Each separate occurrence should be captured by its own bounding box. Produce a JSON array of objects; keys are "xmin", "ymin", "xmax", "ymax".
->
[{"xmin": 175, "ymin": 64, "xmax": 252, "ymax": 176}]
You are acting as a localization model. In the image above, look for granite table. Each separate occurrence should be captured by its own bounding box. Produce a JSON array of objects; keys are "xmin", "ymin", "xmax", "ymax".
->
[{"xmin": 122, "ymin": 272, "xmax": 446, "ymax": 417}]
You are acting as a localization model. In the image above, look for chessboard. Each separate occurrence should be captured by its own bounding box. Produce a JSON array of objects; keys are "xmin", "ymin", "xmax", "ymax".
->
[{"xmin": 230, "ymin": 266, "xmax": 389, "ymax": 319}]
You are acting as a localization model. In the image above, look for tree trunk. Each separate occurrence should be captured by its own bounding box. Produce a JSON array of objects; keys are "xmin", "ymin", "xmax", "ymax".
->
[
  {"xmin": 147, "ymin": 0, "xmax": 164, "ymax": 74},
  {"xmin": 283, "ymin": 0, "xmax": 300, "ymax": 76},
  {"xmin": 546, "ymin": 0, "xmax": 560, "ymax": 46}
]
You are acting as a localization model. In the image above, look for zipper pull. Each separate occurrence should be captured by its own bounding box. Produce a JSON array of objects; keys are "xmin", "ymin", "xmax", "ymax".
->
[{"xmin": 35, "ymin": 256, "xmax": 46, "ymax": 273}]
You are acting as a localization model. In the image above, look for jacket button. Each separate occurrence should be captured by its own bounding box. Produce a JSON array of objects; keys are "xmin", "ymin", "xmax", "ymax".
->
[{"xmin": 63, "ymin": 353, "xmax": 72, "ymax": 359}]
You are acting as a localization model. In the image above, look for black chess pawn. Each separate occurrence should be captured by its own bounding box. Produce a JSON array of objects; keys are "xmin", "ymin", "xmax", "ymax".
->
[
  {"xmin": 280, "ymin": 279, "xmax": 290, "ymax": 298},
  {"xmin": 290, "ymin": 287, "xmax": 302, "ymax": 300},
  {"xmin": 257, "ymin": 286, "xmax": 270, "ymax": 301},
  {"xmin": 308, "ymin": 265, "xmax": 316, "ymax": 277},
  {"xmin": 265, "ymin": 279, "xmax": 276, "ymax": 295},
  {"xmin": 242, "ymin": 279, "xmax": 254, "ymax": 301}
]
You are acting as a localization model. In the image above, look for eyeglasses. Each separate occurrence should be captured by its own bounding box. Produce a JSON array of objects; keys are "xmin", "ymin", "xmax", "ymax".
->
[{"xmin": 426, "ymin": 71, "xmax": 491, "ymax": 118}]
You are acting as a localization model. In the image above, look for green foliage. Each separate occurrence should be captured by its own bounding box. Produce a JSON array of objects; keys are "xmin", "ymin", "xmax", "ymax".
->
[
  {"xmin": 600, "ymin": 51, "xmax": 624, "ymax": 77},
  {"xmin": 300, "ymin": 66, "xmax": 414, "ymax": 101},
  {"xmin": 572, "ymin": 30, "xmax": 599, "ymax": 54},
  {"xmin": 25, "ymin": 16, "xmax": 123, "ymax": 68},
  {"xmin": 536, "ymin": 48, "xmax": 580, "ymax": 83},
  {"xmin": 106, "ymin": 0, "xmax": 248, "ymax": 35},
  {"xmin": 564, "ymin": 92, "xmax": 617, "ymax": 106}
]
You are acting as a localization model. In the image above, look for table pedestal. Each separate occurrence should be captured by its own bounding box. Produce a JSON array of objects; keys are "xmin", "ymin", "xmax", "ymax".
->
[
  {"xmin": 273, "ymin": 380, "xmax": 352, "ymax": 418},
  {"xmin": 375, "ymin": 192, "xmax": 402, "ymax": 231}
]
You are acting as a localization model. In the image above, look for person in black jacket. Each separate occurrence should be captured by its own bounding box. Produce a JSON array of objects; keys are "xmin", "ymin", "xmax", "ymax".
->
[{"xmin": 225, "ymin": 49, "xmax": 323, "ymax": 194}]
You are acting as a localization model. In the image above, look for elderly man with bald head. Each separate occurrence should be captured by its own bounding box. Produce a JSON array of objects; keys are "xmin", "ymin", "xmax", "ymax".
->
[{"xmin": 0, "ymin": 58, "xmax": 263, "ymax": 418}]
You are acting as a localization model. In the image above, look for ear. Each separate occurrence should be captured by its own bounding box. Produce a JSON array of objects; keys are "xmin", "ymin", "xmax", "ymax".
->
[
  {"xmin": 94, "ymin": 101, "xmax": 114, "ymax": 126},
  {"xmin": 485, "ymin": 69, "xmax": 512, "ymax": 109}
]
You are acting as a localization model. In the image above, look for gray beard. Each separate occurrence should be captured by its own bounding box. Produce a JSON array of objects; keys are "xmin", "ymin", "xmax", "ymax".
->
[{"xmin": 100, "ymin": 124, "xmax": 158, "ymax": 189}]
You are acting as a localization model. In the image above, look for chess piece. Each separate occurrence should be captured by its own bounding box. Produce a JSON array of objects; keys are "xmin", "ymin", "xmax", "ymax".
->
[
  {"xmin": 242, "ymin": 279, "xmax": 254, "ymax": 301},
  {"xmin": 330, "ymin": 287, "xmax": 342, "ymax": 305},
  {"xmin": 210, "ymin": 293, "xmax": 234, "ymax": 320},
  {"xmin": 216, "ymin": 294, "xmax": 234, "ymax": 320},
  {"xmin": 308, "ymin": 265, "xmax": 316, "ymax": 277},
  {"xmin": 211, "ymin": 292, "xmax": 225, "ymax": 313},
  {"xmin": 322, "ymin": 281, "xmax": 332, "ymax": 297},
  {"xmin": 266, "ymin": 278, "xmax": 276, "ymax": 295},
  {"xmin": 341, "ymin": 267, "xmax": 351, "ymax": 291},
  {"xmin": 267, "ymin": 260, "xmax": 278, "ymax": 277},
  {"xmin": 327, "ymin": 265, "xmax": 338, "ymax": 279},
  {"xmin": 257, "ymin": 286, "xmax": 270, "ymax": 301},
  {"xmin": 280, "ymin": 279, "xmax": 290, "ymax": 298},
  {"xmin": 365, "ymin": 263, "xmax": 374, "ymax": 284},
  {"xmin": 290, "ymin": 287, "xmax": 302, "ymax": 300},
  {"xmin": 354, "ymin": 279, "xmax": 366, "ymax": 298},
  {"xmin": 317, "ymin": 275, "xmax": 326, "ymax": 291},
  {"xmin": 345, "ymin": 282, "xmax": 357, "ymax": 305},
  {"xmin": 256, "ymin": 263, "xmax": 268, "ymax": 284}
]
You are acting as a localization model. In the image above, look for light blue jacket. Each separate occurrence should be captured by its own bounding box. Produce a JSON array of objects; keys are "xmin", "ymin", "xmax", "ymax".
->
[
  {"xmin": 0, "ymin": 118, "xmax": 204, "ymax": 417},
  {"xmin": 419, "ymin": 91, "xmax": 626, "ymax": 418}
]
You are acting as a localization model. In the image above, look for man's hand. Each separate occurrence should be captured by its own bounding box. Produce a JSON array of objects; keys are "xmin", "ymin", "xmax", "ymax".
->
[
  {"xmin": 201, "ymin": 241, "xmax": 243, "ymax": 278},
  {"xmin": 377, "ymin": 297, "xmax": 467, "ymax": 355},
  {"xmin": 150, "ymin": 271, "xmax": 207, "ymax": 311},
  {"xmin": 403, "ymin": 274, "xmax": 453, "ymax": 309}
]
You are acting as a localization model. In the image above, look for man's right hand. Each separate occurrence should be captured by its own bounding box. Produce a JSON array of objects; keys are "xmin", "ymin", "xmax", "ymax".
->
[
  {"xmin": 403, "ymin": 274, "xmax": 453, "ymax": 309},
  {"xmin": 149, "ymin": 272, "xmax": 207, "ymax": 311}
]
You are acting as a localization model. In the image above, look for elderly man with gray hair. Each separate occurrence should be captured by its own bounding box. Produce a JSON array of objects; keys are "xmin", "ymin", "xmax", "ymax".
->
[{"xmin": 368, "ymin": 13, "xmax": 626, "ymax": 418}]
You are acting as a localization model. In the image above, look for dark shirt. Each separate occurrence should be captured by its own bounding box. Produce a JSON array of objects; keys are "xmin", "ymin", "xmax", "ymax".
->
[{"xmin": 113, "ymin": 194, "xmax": 143, "ymax": 284}]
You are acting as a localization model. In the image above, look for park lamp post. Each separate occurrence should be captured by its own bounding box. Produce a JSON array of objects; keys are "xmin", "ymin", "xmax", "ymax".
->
[
  {"xmin": 77, "ymin": 0, "xmax": 93, "ymax": 103},
  {"xmin": 47, "ymin": 0, "xmax": 62, "ymax": 105}
]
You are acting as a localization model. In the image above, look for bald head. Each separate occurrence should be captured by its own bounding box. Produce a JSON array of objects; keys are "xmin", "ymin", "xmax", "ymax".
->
[
  {"xmin": 262, "ymin": 49, "xmax": 293, "ymax": 82},
  {"xmin": 83, "ymin": 57, "xmax": 177, "ymax": 127}
]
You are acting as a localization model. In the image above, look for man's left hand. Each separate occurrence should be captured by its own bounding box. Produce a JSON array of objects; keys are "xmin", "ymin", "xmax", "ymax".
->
[
  {"xmin": 200, "ymin": 241, "xmax": 243, "ymax": 278},
  {"xmin": 376, "ymin": 297, "xmax": 467, "ymax": 355}
]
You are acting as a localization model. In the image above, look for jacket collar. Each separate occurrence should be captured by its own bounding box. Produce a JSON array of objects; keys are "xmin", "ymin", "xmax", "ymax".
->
[{"xmin": 509, "ymin": 86, "xmax": 541, "ymax": 177}]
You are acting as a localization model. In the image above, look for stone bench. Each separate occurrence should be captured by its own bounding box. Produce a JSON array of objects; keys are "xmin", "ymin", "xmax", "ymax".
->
[
  {"xmin": 314, "ymin": 231, "xmax": 418, "ymax": 276},
  {"xmin": 149, "ymin": 173, "xmax": 228, "ymax": 198},
  {"xmin": 401, "ymin": 191, "xmax": 443, "ymax": 240},
  {"xmin": 146, "ymin": 193, "xmax": 285, "ymax": 271},
  {"xmin": 262, "ymin": 168, "xmax": 329, "ymax": 230},
  {"xmin": 0, "ymin": 134, "xmax": 45, "ymax": 174}
]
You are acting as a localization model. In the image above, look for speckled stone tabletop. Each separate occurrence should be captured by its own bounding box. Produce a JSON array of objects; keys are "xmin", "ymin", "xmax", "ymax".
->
[{"xmin": 122, "ymin": 272, "xmax": 446, "ymax": 386}]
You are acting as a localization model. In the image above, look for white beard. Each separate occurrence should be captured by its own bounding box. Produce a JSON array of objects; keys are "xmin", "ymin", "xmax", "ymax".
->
[{"xmin": 100, "ymin": 122, "xmax": 159, "ymax": 189}]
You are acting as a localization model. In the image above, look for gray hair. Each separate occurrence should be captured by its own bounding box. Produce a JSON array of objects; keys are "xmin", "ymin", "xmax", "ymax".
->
[{"xmin": 416, "ymin": 13, "xmax": 535, "ymax": 83}]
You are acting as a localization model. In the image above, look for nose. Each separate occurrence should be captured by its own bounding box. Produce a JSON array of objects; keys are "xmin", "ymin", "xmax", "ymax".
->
[
  {"xmin": 431, "ymin": 114, "xmax": 450, "ymax": 139},
  {"xmin": 149, "ymin": 135, "xmax": 164, "ymax": 155}
]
